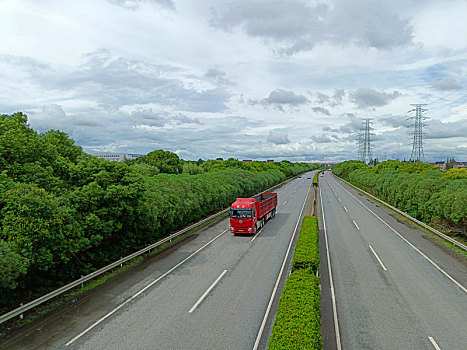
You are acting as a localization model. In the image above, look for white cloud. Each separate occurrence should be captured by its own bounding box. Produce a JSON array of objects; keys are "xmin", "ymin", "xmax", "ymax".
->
[
  {"xmin": 108, "ymin": 0, "xmax": 175, "ymax": 10},
  {"xmin": 431, "ymin": 78, "xmax": 463, "ymax": 91},
  {"xmin": 412, "ymin": 0, "xmax": 467, "ymax": 52},
  {"xmin": 351, "ymin": 88, "xmax": 402, "ymax": 109},
  {"xmin": 261, "ymin": 89, "xmax": 309, "ymax": 106},
  {"xmin": 0, "ymin": 0, "xmax": 466, "ymax": 162},
  {"xmin": 312, "ymin": 107, "xmax": 331, "ymax": 116},
  {"xmin": 210, "ymin": 0, "xmax": 415, "ymax": 55},
  {"xmin": 267, "ymin": 130, "xmax": 290, "ymax": 145}
]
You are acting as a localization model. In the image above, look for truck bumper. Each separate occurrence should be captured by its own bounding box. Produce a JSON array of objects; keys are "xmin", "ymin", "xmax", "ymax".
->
[{"xmin": 231, "ymin": 228, "xmax": 254, "ymax": 234}]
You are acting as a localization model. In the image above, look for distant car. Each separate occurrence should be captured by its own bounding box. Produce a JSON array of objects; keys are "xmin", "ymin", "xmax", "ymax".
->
[
  {"xmin": 320, "ymin": 173, "xmax": 324, "ymax": 177},
  {"xmin": 307, "ymin": 177, "xmax": 311, "ymax": 179}
]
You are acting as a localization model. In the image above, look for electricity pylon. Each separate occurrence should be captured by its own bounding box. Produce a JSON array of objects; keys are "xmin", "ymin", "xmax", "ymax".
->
[
  {"xmin": 408, "ymin": 104, "xmax": 427, "ymax": 162},
  {"xmin": 357, "ymin": 118, "xmax": 374, "ymax": 164}
]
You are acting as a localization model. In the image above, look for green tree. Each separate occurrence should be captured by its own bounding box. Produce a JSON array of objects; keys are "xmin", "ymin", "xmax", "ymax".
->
[
  {"xmin": 41, "ymin": 129, "xmax": 82, "ymax": 163},
  {"xmin": 138, "ymin": 149, "xmax": 182, "ymax": 174},
  {"xmin": 0, "ymin": 240, "xmax": 29, "ymax": 290}
]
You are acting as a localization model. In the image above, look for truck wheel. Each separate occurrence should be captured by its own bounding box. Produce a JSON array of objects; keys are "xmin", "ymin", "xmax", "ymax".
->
[{"xmin": 272, "ymin": 209, "xmax": 276, "ymax": 218}]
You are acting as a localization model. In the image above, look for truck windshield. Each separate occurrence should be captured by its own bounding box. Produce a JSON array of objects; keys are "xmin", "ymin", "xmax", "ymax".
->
[{"xmin": 230, "ymin": 209, "xmax": 252, "ymax": 219}]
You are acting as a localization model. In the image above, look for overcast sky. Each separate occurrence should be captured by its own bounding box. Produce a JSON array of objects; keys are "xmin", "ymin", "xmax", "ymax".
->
[{"xmin": 1, "ymin": 0, "xmax": 466, "ymax": 162}]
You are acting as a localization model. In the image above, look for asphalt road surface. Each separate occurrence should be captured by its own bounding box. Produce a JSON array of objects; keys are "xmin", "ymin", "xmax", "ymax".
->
[
  {"xmin": 319, "ymin": 171, "xmax": 467, "ymax": 350},
  {"xmin": 1, "ymin": 172, "xmax": 316, "ymax": 350}
]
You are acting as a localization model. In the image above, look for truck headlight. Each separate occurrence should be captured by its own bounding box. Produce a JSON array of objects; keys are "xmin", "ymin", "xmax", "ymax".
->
[
  {"xmin": 248, "ymin": 228, "xmax": 252, "ymax": 232},
  {"xmin": 230, "ymin": 227, "xmax": 234, "ymax": 231}
]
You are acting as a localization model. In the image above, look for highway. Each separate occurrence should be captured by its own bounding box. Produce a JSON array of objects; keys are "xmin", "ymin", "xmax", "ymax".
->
[
  {"xmin": 0, "ymin": 173, "xmax": 315, "ymax": 350},
  {"xmin": 319, "ymin": 171, "xmax": 467, "ymax": 350}
]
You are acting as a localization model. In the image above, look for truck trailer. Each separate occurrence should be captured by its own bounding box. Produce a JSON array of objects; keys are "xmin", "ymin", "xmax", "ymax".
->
[{"xmin": 229, "ymin": 193, "xmax": 278, "ymax": 234}]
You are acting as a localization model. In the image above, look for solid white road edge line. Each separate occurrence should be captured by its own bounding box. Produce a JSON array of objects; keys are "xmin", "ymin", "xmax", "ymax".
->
[
  {"xmin": 320, "ymin": 186, "xmax": 343, "ymax": 350},
  {"xmin": 332, "ymin": 178, "xmax": 467, "ymax": 294},
  {"xmin": 369, "ymin": 245, "xmax": 387, "ymax": 271},
  {"xmin": 252, "ymin": 188, "xmax": 309, "ymax": 350},
  {"xmin": 66, "ymin": 229, "xmax": 228, "ymax": 347},
  {"xmin": 251, "ymin": 227, "xmax": 262, "ymax": 242},
  {"xmin": 428, "ymin": 336, "xmax": 442, "ymax": 350},
  {"xmin": 343, "ymin": 206, "xmax": 348, "ymax": 213},
  {"xmin": 352, "ymin": 220, "xmax": 360, "ymax": 230},
  {"xmin": 189, "ymin": 270, "xmax": 227, "ymax": 313},
  {"xmin": 253, "ymin": 179, "xmax": 301, "ymax": 242}
]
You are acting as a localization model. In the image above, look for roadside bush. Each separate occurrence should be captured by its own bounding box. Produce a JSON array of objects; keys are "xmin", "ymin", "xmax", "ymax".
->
[
  {"xmin": 333, "ymin": 160, "xmax": 467, "ymax": 236},
  {"xmin": 291, "ymin": 216, "xmax": 319, "ymax": 273},
  {"xmin": 267, "ymin": 269, "xmax": 322, "ymax": 350}
]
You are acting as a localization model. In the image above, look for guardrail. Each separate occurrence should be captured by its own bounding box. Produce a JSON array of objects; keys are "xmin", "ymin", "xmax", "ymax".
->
[
  {"xmin": 333, "ymin": 174, "xmax": 467, "ymax": 251},
  {"xmin": 0, "ymin": 172, "xmax": 310, "ymax": 325},
  {"xmin": 0, "ymin": 208, "xmax": 229, "ymax": 325}
]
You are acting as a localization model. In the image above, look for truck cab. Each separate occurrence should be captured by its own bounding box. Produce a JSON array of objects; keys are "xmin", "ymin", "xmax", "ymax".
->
[
  {"xmin": 229, "ymin": 193, "xmax": 277, "ymax": 235},
  {"xmin": 229, "ymin": 198, "xmax": 257, "ymax": 234}
]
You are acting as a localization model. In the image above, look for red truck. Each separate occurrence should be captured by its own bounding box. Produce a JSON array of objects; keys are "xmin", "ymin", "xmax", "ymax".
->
[{"xmin": 229, "ymin": 193, "xmax": 278, "ymax": 234}]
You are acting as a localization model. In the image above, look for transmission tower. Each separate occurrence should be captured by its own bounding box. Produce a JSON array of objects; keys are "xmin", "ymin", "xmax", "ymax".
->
[
  {"xmin": 408, "ymin": 104, "xmax": 427, "ymax": 162},
  {"xmin": 357, "ymin": 132, "xmax": 364, "ymax": 161},
  {"xmin": 357, "ymin": 118, "xmax": 373, "ymax": 164}
]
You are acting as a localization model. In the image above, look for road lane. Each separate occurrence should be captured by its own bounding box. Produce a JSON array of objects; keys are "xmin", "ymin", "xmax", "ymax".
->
[
  {"xmin": 0, "ymin": 172, "xmax": 316, "ymax": 350},
  {"xmin": 0, "ymin": 174, "xmax": 312, "ymax": 349},
  {"xmin": 68, "ymin": 173, "xmax": 313, "ymax": 350},
  {"xmin": 320, "ymin": 171, "xmax": 467, "ymax": 350}
]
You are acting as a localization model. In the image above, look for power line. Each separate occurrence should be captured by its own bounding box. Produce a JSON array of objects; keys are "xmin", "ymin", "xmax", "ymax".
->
[
  {"xmin": 427, "ymin": 89, "xmax": 465, "ymax": 105},
  {"xmin": 428, "ymin": 92, "xmax": 467, "ymax": 116}
]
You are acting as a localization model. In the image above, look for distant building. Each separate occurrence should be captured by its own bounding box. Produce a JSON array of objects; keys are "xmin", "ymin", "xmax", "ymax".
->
[
  {"xmin": 429, "ymin": 161, "xmax": 445, "ymax": 169},
  {"xmin": 453, "ymin": 162, "xmax": 467, "ymax": 169},
  {"xmin": 266, "ymin": 159, "xmax": 274, "ymax": 163},
  {"xmin": 428, "ymin": 161, "xmax": 466, "ymax": 170},
  {"xmin": 242, "ymin": 159, "xmax": 252, "ymax": 162},
  {"xmin": 94, "ymin": 152, "xmax": 141, "ymax": 162}
]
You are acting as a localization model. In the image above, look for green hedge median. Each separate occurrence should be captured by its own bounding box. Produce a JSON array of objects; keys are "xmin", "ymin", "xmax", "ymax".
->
[
  {"xmin": 313, "ymin": 172, "xmax": 319, "ymax": 186},
  {"xmin": 267, "ymin": 216, "xmax": 322, "ymax": 349},
  {"xmin": 291, "ymin": 216, "xmax": 319, "ymax": 274},
  {"xmin": 267, "ymin": 269, "xmax": 321, "ymax": 350}
]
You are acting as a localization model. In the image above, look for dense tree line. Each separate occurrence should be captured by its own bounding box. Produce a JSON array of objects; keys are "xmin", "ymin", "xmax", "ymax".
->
[
  {"xmin": 0, "ymin": 112, "xmax": 314, "ymax": 306},
  {"xmin": 332, "ymin": 160, "xmax": 467, "ymax": 238}
]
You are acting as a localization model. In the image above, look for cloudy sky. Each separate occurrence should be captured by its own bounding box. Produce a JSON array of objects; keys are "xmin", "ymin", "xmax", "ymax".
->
[{"xmin": 1, "ymin": 0, "xmax": 466, "ymax": 162}]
